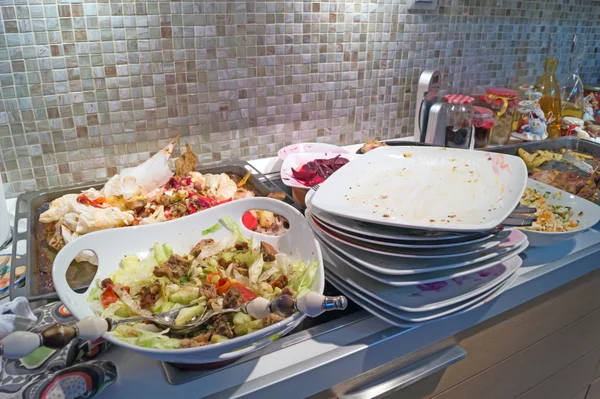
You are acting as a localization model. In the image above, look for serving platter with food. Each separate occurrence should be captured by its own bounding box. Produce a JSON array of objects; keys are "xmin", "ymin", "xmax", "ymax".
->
[
  {"xmin": 488, "ymin": 137, "xmax": 600, "ymax": 204},
  {"xmin": 10, "ymin": 137, "xmax": 294, "ymax": 302}
]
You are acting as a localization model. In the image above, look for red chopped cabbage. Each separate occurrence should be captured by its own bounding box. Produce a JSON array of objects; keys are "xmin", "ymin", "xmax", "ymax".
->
[{"xmin": 291, "ymin": 155, "xmax": 350, "ymax": 187}]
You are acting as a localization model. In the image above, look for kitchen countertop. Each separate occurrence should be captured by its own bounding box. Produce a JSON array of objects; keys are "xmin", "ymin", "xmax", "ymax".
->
[{"xmin": 7, "ymin": 138, "xmax": 600, "ymax": 398}]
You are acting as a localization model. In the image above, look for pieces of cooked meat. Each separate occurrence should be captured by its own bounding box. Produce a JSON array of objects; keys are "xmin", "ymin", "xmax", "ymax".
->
[
  {"xmin": 264, "ymin": 313, "xmax": 285, "ymax": 327},
  {"xmin": 260, "ymin": 241, "xmax": 278, "ymax": 262},
  {"xmin": 101, "ymin": 278, "xmax": 114, "ymax": 288},
  {"xmin": 139, "ymin": 282, "xmax": 162, "ymax": 309},
  {"xmin": 270, "ymin": 275, "xmax": 288, "ymax": 289},
  {"xmin": 212, "ymin": 315, "xmax": 234, "ymax": 339},
  {"xmin": 360, "ymin": 139, "xmax": 388, "ymax": 154},
  {"xmin": 180, "ymin": 332, "xmax": 212, "ymax": 348},
  {"xmin": 199, "ymin": 283, "xmax": 217, "ymax": 300},
  {"xmin": 529, "ymin": 169, "xmax": 599, "ymax": 201},
  {"xmin": 190, "ymin": 239, "xmax": 215, "ymax": 257},
  {"xmin": 235, "ymin": 242, "xmax": 249, "ymax": 251},
  {"xmin": 223, "ymin": 286, "xmax": 244, "ymax": 309},
  {"xmin": 153, "ymin": 254, "xmax": 191, "ymax": 281},
  {"xmin": 275, "ymin": 286, "xmax": 295, "ymax": 298}
]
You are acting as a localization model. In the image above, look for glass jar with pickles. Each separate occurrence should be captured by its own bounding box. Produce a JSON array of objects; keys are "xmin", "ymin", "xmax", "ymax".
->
[{"xmin": 479, "ymin": 87, "xmax": 519, "ymax": 145}]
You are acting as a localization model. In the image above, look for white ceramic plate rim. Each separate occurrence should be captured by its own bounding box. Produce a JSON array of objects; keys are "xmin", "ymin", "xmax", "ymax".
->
[
  {"xmin": 310, "ymin": 146, "xmax": 528, "ymax": 232},
  {"xmin": 309, "ymin": 214, "xmax": 508, "ymax": 258},
  {"xmin": 324, "ymin": 253, "xmax": 522, "ymax": 311},
  {"xmin": 314, "ymin": 223, "xmax": 528, "ymax": 275},
  {"xmin": 519, "ymin": 178, "xmax": 600, "ymax": 236},
  {"xmin": 310, "ymin": 212, "xmax": 497, "ymax": 249},
  {"xmin": 327, "ymin": 268, "xmax": 518, "ymax": 324},
  {"xmin": 321, "ymin": 239, "xmax": 528, "ymax": 287},
  {"xmin": 277, "ymin": 143, "xmax": 348, "ymax": 161},
  {"xmin": 307, "ymin": 198, "xmax": 488, "ymax": 241},
  {"xmin": 280, "ymin": 152, "xmax": 358, "ymax": 189}
]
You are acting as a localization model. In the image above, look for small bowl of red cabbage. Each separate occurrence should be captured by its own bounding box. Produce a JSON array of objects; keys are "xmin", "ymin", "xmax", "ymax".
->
[{"xmin": 280, "ymin": 153, "xmax": 355, "ymax": 206}]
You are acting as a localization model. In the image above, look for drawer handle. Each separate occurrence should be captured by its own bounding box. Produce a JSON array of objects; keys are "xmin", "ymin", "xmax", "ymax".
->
[{"xmin": 341, "ymin": 345, "xmax": 467, "ymax": 399}]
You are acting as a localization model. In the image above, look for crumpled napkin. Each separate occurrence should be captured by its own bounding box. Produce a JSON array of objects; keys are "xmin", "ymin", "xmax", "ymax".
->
[
  {"xmin": 0, "ymin": 297, "xmax": 37, "ymax": 340},
  {"xmin": 0, "ymin": 301, "xmax": 117, "ymax": 399}
]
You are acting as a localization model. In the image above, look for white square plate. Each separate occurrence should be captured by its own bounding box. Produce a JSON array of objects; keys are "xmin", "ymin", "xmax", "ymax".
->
[{"xmin": 310, "ymin": 146, "xmax": 528, "ymax": 232}]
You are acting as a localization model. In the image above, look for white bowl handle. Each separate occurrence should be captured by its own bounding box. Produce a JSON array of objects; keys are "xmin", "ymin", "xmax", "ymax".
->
[{"xmin": 52, "ymin": 233, "xmax": 107, "ymax": 303}]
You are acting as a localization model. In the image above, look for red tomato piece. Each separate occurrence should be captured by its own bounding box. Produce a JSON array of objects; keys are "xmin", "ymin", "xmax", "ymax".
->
[
  {"xmin": 230, "ymin": 282, "xmax": 258, "ymax": 302},
  {"xmin": 242, "ymin": 211, "xmax": 258, "ymax": 230}
]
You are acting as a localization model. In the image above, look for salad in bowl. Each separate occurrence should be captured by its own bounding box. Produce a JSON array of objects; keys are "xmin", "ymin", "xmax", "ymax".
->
[
  {"xmin": 51, "ymin": 198, "xmax": 325, "ymax": 363},
  {"xmin": 88, "ymin": 216, "xmax": 318, "ymax": 350}
]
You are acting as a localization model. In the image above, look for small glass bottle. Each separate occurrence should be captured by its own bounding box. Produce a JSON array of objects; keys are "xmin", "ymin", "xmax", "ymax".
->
[
  {"xmin": 561, "ymin": 35, "xmax": 584, "ymax": 119},
  {"xmin": 481, "ymin": 87, "xmax": 519, "ymax": 145},
  {"xmin": 536, "ymin": 35, "xmax": 562, "ymax": 138},
  {"xmin": 442, "ymin": 94, "xmax": 475, "ymax": 149}
]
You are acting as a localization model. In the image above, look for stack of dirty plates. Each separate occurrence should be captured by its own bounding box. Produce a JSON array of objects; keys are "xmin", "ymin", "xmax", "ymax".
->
[{"xmin": 305, "ymin": 146, "xmax": 530, "ymax": 327}]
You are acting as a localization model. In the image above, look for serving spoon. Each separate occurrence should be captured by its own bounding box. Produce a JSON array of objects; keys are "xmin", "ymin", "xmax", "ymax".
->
[{"xmin": 0, "ymin": 292, "xmax": 347, "ymax": 359}]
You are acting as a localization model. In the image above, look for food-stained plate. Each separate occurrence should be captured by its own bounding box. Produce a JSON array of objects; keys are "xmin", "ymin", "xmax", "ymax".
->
[
  {"xmin": 313, "ymin": 223, "xmax": 528, "ymax": 275},
  {"xmin": 326, "ymin": 266, "xmax": 519, "ymax": 324},
  {"xmin": 307, "ymin": 200, "xmax": 490, "ymax": 242},
  {"xmin": 320, "ymin": 239, "xmax": 527, "ymax": 287},
  {"xmin": 310, "ymin": 146, "xmax": 528, "ymax": 232},
  {"xmin": 308, "ymin": 215, "xmax": 509, "ymax": 259},
  {"xmin": 310, "ymin": 212, "xmax": 497, "ymax": 249},
  {"xmin": 280, "ymin": 153, "xmax": 357, "ymax": 189},
  {"xmin": 324, "ymin": 252, "xmax": 521, "ymax": 312}
]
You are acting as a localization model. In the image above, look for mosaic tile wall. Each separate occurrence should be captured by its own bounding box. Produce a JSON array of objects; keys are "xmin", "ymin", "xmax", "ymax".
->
[{"xmin": 1, "ymin": 0, "xmax": 600, "ymax": 197}]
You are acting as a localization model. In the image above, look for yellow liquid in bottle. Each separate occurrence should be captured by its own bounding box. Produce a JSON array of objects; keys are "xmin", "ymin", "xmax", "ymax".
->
[
  {"xmin": 561, "ymin": 101, "xmax": 583, "ymax": 119},
  {"xmin": 538, "ymin": 96, "xmax": 561, "ymax": 138}
]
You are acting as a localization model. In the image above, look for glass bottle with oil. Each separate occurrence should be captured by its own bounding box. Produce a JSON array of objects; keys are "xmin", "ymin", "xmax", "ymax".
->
[
  {"xmin": 561, "ymin": 35, "xmax": 584, "ymax": 119},
  {"xmin": 536, "ymin": 36, "xmax": 562, "ymax": 138}
]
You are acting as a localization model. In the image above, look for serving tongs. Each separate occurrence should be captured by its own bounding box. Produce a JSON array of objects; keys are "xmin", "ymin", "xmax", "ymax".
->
[
  {"xmin": 500, "ymin": 204, "xmax": 537, "ymax": 227},
  {"xmin": 0, "ymin": 292, "xmax": 347, "ymax": 359}
]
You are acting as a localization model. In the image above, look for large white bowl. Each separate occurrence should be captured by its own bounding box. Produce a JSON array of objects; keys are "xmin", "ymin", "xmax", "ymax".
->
[
  {"xmin": 53, "ymin": 198, "xmax": 324, "ymax": 364},
  {"xmin": 519, "ymin": 179, "xmax": 600, "ymax": 247}
]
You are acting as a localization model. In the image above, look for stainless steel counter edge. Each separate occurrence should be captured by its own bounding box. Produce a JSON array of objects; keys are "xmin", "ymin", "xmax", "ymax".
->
[{"xmin": 94, "ymin": 226, "xmax": 600, "ymax": 399}]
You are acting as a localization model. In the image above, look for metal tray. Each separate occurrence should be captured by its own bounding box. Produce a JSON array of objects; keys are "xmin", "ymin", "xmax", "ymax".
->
[
  {"xmin": 10, "ymin": 160, "xmax": 297, "ymax": 302},
  {"xmin": 486, "ymin": 137, "xmax": 600, "ymax": 203},
  {"xmin": 355, "ymin": 140, "xmax": 433, "ymax": 154}
]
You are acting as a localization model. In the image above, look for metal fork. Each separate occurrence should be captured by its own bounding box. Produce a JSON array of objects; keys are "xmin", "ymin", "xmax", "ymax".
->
[{"xmin": 563, "ymin": 151, "xmax": 594, "ymax": 175}]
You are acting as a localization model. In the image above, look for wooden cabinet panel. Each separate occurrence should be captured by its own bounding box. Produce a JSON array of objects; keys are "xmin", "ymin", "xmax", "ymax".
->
[
  {"xmin": 585, "ymin": 376, "xmax": 600, "ymax": 399},
  {"xmin": 516, "ymin": 346, "xmax": 600, "ymax": 399},
  {"xmin": 411, "ymin": 269, "xmax": 600, "ymax": 398},
  {"xmin": 432, "ymin": 308, "xmax": 600, "ymax": 399}
]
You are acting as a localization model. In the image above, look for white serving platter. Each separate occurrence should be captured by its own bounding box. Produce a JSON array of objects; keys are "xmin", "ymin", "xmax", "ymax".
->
[
  {"xmin": 321, "ymin": 239, "xmax": 528, "ymax": 287},
  {"xmin": 519, "ymin": 179, "xmax": 600, "ymax": 247},
  {"xmin": 312, "ymin": 217, "xmax": 528, "ymax": 275},
  {"xmin": 310, "ymin": 146, "xmax": 528, "ymax": 232},
  {"xmin": 52, "ymin": 198, "xmax": 324, "ymax": 364},
  {"xmin": 326, "ymin": 267, "xmax": 519, "ymax": 325},
  {"xmin": 281, "ymin": 152, "xmax": 358, "ymax": 189},
  {"xmin": 324, "ymin": 250, "xmax": 521, "ymax": 312},
  {"xmin": 308, "ymin": 214, "xmax": 509, "ymax": 259}
]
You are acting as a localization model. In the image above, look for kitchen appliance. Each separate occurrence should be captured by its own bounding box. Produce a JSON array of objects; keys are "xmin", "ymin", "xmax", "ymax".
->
[
  {"xmin": 414, "ymin": 70, "xmax": 441, "ymax": 143},
  {"xmin": 424, "ymin": 102, "xmax": 447, "ymax": 146}
]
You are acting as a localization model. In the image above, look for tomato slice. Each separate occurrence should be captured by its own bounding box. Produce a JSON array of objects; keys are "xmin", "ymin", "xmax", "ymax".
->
[
  {"xmin": 230, "ymin": 282, "xmax": 258, "ymax": 302},
  {"xmin": 216, "ymin": 277, "xmax": 232, "ymax": 295},
  {"xmin": 206, "ymin": 272, "xmax": 220, "ymax": 284},
  {"xmin": 242, "ymin": 211, "xmax": 258, "ymax": 230},
  {"xmin": 100, "ymin": 285, "xmax": 118, "ymax": 308}
]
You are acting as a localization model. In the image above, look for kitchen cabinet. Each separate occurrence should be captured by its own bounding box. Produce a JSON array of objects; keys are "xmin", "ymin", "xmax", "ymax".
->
[{"xmin": 311, "ymin": 268, "xmax": 600, "ymax": 399}]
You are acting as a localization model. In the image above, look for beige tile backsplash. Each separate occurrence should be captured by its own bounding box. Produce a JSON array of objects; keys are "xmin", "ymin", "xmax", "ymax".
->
[{"xmin": 0, "ymin": 0, "xmax": 599, "ymax": 197}]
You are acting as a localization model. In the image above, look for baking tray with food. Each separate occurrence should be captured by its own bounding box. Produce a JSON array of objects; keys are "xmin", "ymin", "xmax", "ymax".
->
[
  {"xmin": 10, "ymin": 138, "xmax": 295, "ymax": 302},
  {"xmin": 486, "ymin": 137, "xmax": 600, "ymax": 205}
]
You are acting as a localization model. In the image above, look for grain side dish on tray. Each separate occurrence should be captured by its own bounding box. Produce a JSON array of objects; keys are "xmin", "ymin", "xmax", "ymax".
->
[
  {"xmin": 520, "ymin": 187, "xmax": 582, "ymax": 232},
  {"xmin": 39, "ymin": 137, "xmax": 287, "ymax": 267}
]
